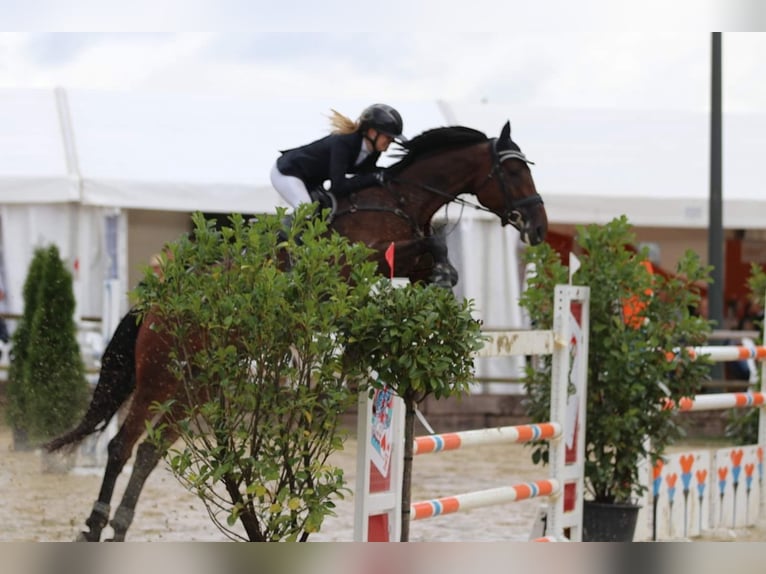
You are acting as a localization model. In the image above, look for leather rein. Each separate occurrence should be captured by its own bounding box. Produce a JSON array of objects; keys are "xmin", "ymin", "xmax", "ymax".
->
[{"xmin": 332, "ymin": 138, "xmax": 543, "ymax": 235}]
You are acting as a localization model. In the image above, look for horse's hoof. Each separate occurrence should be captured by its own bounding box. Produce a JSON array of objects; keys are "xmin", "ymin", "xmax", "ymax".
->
[
  {"xmin": 430, "ymin": 274, "xmax": 455, "ymax": 290},
  {"xmin": 76, "ymin": 531, "xmax": 98, "ymax": 542},
  {"xmin": 429, "ymin": 262, "xmax": 459, "ymax": 289}
]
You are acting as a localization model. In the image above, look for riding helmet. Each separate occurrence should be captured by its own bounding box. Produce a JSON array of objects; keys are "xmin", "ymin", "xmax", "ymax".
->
[{"xmin": 359, "ymin": 103, "xmax": 404, "ymax": 139}]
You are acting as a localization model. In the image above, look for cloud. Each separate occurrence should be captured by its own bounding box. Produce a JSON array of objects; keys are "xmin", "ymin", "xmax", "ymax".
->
[
  {"xmin": 0, "ymin": 30, "xmax": 763, "ymax": 114},
  {"xmin": 23, "ymin": 33, "xmax": 106, "ymax": 66}
]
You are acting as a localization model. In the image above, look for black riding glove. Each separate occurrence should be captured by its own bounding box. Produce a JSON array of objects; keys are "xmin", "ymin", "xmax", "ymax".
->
[{"xmin": 373, "ymin": 170, "xmax": 388, "ymax": 185}]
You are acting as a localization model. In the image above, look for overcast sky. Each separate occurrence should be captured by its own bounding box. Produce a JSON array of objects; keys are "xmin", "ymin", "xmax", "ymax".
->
[
  {"xmin": 0, "ymin": 9, "xmax": 763, "ymax": 201},
  {"xmin": 0, "ymin": 20, "xmax": 764, "ymax": 115}
]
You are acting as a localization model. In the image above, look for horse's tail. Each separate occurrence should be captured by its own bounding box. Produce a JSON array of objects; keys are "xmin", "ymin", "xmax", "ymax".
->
[{"xmin": 45, "ymin": 309, "xmax": 142, "ymax": 453}]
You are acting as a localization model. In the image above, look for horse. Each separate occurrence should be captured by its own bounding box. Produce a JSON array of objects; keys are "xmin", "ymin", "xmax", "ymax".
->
[{"xmin": 45, "ymin": 121, "xmax": 547, "ymax": 541}]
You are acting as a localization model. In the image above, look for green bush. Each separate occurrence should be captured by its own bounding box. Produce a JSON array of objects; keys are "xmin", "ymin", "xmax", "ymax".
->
[
  {"xmin": 520, "ymin": 216, "xmax": 712, "ymax": 503},
  {"xmin": 346, "ymin": 280, "xmax": 485, "ymax": 540},
  {"xmin": 137, "ymin": 207, "xmax": 484, "ymax": 541},
  {"xmin": 6, "ymin": 245, "xmax": 89, "ymax": 445},
  {"xmin": 347, "ymin": 281, "xmax": 483, "ymax": 403},
  {"xmin": 5, "ymin": 246, "xmax": 46, "ymax": 440},
  {"xmin": 138, "ymin": 208, "xmax": 387, "ymax": 541}
]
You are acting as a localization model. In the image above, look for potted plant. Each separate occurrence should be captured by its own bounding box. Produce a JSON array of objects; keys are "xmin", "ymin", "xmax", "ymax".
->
[
  {"xmin": 520, "ymin": 216, "xmax": 712, "ymax": 540},
  {"xmin": 6, "ymin": 245, "xmax": 89, "ymax": 465}
]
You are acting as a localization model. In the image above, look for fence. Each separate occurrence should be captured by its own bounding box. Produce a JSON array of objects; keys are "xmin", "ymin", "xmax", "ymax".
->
[
  {"xmin": 354, "ymin": 284, "xmax": 590, "ymax": 542},
  {"xmin": 640, "ymin": 336, "xmax": 766, "ymax": 541}
]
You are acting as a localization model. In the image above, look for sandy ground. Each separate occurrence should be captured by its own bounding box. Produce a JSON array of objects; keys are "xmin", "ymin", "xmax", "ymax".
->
[
  {"xmin": 1, "ymin": 423, "xmax": 763, "ymax": 542},
  {"xmin": 0, "ymin": 423, "xmax": 550, "ymax": 543}
]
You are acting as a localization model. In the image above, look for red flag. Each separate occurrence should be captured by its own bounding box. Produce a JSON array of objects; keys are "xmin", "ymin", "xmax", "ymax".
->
[{"xmin": 384, "ymin": 242, "xmax": 395, "ymax": 279}]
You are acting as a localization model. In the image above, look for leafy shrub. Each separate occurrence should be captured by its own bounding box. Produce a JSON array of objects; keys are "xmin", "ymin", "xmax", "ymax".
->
[
  {"xmin": 520, "ymin": 216, "xmax": 712, "ymax": 503},
  {"xmin": 6, "ymin": 245, "xmax": 88, "ymax": 445},
  {"xmin": 139, "ymin": 208, "xmax": 389, "ymax": 541}
]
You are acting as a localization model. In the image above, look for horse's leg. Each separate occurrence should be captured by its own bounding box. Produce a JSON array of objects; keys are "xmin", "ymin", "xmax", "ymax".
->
[
  {"xmin": 77, "ymin": 414, "xmax": 146, "ymax": 541},
  {"xmin": 94, "ymin": 311, "xmax": 184, "ymax": 542},
  {"xmin": 78, "ymin": 374, "xmax": 170, "ymax": 543},
  {"xmin": 376, "ymin": 235, "xmax": 458, "ymax": 288},
  {"xmin": 107, "ymin": 423, "xmax": 180, "ymax": 542},
  {"xmin": 422, "ymin": 233, "xmax": 459, "ymax": 287}
]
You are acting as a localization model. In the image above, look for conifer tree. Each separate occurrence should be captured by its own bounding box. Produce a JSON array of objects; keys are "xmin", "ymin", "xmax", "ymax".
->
[
  {"xmin": 6, "ymin": 247, "xmax": 48, "ymax": 443},
  {"xmin": 6, "ymin": 246, "xmax": 89, "ymax": 445}
]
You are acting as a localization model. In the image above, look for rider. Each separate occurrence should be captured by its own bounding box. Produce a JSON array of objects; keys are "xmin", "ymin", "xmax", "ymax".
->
[{"xmin": 270, "ymin": 103, "xmax": 405, "ymax": 210}]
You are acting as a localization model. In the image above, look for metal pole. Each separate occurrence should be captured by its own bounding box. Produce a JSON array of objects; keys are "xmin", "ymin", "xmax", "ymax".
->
[{"xmin": 709, "ymin": 32, "xmax": 724, "ymax": 380}]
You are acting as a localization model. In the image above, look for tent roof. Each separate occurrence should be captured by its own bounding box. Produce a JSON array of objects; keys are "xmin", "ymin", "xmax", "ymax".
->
[
  {"xmin": 0, "ymin": 89, "xmax": 78, "ymax": 202},
  {"xmin": 1, "ymin": 89, "xmax": 764, "ymax": 228}
]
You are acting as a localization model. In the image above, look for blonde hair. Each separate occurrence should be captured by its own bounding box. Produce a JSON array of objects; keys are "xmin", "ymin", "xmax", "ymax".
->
[{"xmin": 328, "ymin": 109, "xmax": 359, "ymax": 135}]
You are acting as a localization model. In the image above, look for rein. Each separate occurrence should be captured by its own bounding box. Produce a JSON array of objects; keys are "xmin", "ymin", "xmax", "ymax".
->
[
  {"xmin": 332, "ymin": 178, "xmax": 481, "ymax": 238},
  {"xmin": 332, "ymin": 137, "xmax": 542, "ymax": 233}
]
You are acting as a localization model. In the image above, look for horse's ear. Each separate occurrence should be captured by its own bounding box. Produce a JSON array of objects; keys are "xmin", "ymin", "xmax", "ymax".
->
[{"xmin": 500, "ymin": 121, "xmax": 511, "ymax": 142}]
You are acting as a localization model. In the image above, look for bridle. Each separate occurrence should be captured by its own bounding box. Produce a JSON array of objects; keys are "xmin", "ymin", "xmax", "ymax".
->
[{"xmin": 484, "ymin": 138, "xmax": 544, "ymax": 228}]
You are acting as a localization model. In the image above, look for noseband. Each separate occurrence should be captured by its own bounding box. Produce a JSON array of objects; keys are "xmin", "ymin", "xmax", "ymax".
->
[{"xmin": 487, "ymin": 139, "xmax": 543, "ymax": 227}]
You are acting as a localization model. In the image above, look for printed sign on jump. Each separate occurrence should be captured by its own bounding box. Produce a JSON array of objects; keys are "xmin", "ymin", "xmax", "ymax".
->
[{"xmin": 370, "ymin": 385, "xmax": 395, "ymax": 477}]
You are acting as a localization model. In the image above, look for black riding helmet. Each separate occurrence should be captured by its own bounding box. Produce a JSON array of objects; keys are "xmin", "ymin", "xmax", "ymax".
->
[{"xmin": 359, "ymin": 103, "xmax": 405, "ymax": 141}]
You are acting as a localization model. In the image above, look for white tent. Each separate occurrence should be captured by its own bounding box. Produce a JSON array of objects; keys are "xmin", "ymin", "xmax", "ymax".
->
[
  {"xmin": 0, "ymin": 89, "xmax": 461, "ymax": 317},
  {"xmin": 2, "ymin": 90, "xmax": 764, "ymax": 392},
  {"xmin": 0, "ymin": 89, "xmax": 106, "ymax": 325}
]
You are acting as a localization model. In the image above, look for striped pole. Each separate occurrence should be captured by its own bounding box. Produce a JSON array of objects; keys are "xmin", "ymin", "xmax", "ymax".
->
[
  {"xmin": 674, "ymin": 391, "xmax": 766, "ymax": 412},
  {"xmin": 414, "ymin": 423, "xmax": 561, "ymax": 455},
  {"xmin": 668, "ymin": 345, "xmax": 766, "ymax": 362},
  {"xmin": 411, "ymin": 479, "xmax": 560, "ymax": 520},
  {"xmin": 532, "ymin": 536, "xmax": 568, "ymax": 542}
]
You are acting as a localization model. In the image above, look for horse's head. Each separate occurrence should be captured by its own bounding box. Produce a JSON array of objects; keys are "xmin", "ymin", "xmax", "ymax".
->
[{"xmin": 475, "ymin": 121, "xmax": 548, "ymax": 245}]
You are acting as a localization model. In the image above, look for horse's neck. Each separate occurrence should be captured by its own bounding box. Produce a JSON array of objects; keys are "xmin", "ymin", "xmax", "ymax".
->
[{"xmin": 400, "ymin": 144, "xmax": 488, "ymax": 214}]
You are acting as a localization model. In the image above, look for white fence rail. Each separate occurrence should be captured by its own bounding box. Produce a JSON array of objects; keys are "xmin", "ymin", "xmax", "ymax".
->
[{"xmin": 645, "ymin": 331, "xmax": 766, "ymax": 541}]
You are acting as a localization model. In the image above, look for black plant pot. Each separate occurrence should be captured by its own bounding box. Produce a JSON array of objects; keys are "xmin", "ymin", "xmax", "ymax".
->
[{"xmin": 582, "ymin": 501, "xmax": 641, "ymax": 542}]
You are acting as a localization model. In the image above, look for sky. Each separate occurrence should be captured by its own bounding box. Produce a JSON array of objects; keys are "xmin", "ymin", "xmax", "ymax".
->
[{"xmin": 0, "ymin": 5, "xmax": 764, "ymax": 115}]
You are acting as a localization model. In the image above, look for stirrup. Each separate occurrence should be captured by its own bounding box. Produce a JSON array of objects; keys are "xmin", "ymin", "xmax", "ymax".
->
[
  {"xmin": 277, "ymin": 214, "xmax": 294, "ymax": 245},
  {"xmin": 278, "ymin": 211, "xmax": 313, "ymax": 246},
  {"xmin": 309, "ymin": 189, "xmax": 337, "ymax": 223},
  {"xmin": 308, "ymin": 189, "xmax": 333, "ymax": 210}
]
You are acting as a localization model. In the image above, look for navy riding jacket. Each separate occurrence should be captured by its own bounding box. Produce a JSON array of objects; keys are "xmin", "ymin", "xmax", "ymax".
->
[{"xmin": 276, "ymin": 131, "xmax": 381, "ymax": 197}]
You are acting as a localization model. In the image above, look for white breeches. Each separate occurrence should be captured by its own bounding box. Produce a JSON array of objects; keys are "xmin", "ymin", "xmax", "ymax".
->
[{"xmin": 270, "ymin": 163, "xmax": 311, "ymax": 208}]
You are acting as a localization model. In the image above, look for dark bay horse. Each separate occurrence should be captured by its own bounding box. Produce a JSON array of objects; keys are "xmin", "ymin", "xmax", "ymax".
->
[{"xmin": 46, "ymin": 121, "xmax": 547, "ymax": 541}]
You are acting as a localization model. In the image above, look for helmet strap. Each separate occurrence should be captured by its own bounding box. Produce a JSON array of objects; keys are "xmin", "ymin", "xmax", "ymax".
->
[{"xmin": 363, "ymin": 129, "xmax": 379, "ymax": 150}]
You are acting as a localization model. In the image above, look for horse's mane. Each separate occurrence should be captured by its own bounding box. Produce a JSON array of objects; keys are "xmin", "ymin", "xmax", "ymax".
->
[{"xmin": 387, "ymin": 126, "xmax": 488, "ymax": 175}]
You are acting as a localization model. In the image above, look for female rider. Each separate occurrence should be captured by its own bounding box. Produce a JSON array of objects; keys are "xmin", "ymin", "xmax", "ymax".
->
[{"xmin": 270, "ymin": 103, "xmax": 405, "ymax": 209}]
